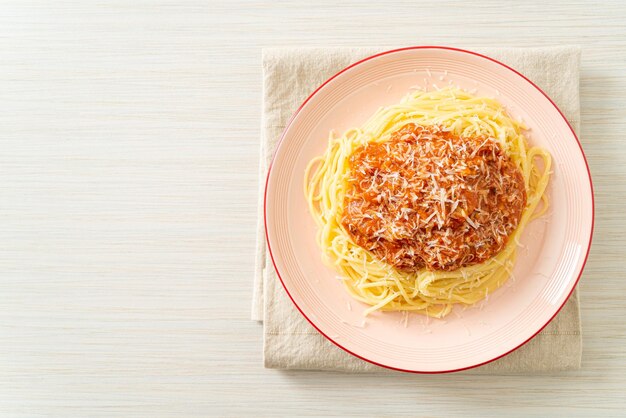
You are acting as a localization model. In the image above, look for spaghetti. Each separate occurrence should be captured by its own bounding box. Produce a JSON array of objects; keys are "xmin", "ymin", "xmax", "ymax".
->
[{"xmin": 304, "ymin": 88, "xmax": 551, "ymax": 318}]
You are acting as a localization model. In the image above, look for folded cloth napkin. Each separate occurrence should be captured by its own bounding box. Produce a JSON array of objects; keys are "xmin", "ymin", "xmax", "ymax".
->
[{"xmin": 253, "ymin": 46, "xmax": 582, "ymax": 373}]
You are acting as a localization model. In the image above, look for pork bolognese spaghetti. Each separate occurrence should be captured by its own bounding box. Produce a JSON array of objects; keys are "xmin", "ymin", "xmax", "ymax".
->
[{"xmin": 304, "ymin": 88, "xmax": 551, "ymax": 318}]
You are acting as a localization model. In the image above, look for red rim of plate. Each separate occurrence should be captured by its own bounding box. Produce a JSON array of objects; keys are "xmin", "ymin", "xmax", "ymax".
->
[{"xmin": 263, "ymin": 45, "xmax": 595, "ymax": 374}]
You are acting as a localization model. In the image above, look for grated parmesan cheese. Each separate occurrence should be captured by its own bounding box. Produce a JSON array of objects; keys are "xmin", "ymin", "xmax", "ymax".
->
[{"xmin": 342, "ymin": 124, "xmax": 527, "ymax": 271}]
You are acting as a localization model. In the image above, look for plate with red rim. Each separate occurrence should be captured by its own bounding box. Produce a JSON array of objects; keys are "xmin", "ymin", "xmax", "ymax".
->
[{"xmin": 264, "ymin": 46, "xmax": 594, "ymax": 373}]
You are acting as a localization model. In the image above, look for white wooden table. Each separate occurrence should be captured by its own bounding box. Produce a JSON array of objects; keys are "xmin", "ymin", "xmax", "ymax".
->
[{"xmin": 1, "ymin": 1, "xmax": 625, "ymax": 416}]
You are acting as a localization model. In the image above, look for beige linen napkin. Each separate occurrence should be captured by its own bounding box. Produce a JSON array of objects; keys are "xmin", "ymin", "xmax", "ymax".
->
[{"xmin": 253, "ymin": 47, "xmax": 582, "ymax": 373}]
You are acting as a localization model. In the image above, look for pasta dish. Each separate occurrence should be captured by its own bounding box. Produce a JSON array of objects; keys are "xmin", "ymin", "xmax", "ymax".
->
[{"xmin": 304, "ymin": 88, "xmax": 551, "ymax": 318}]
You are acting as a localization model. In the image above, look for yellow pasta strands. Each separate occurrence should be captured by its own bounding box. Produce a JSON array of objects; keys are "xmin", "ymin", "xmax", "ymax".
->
[{"xmin": 304, "ymin": 88, "xmax": 551, "ymax": 318}]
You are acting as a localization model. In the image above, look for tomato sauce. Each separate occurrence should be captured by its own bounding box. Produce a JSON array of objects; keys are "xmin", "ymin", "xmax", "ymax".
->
[{"xmin": 342, "ymin": 124, "xmax": 526, "ymax": 271}]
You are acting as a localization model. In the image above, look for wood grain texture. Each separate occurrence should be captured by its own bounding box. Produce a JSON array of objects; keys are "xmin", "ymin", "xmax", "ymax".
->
[{"xmin": 0, "ymin": 1, "xmax": 624, "ymax": 416}]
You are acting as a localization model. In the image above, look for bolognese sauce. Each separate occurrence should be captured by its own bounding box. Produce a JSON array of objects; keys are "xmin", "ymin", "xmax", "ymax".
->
[{"xmin": 342, "ymin": 124, "xmax": 527, "ymax": 271}]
